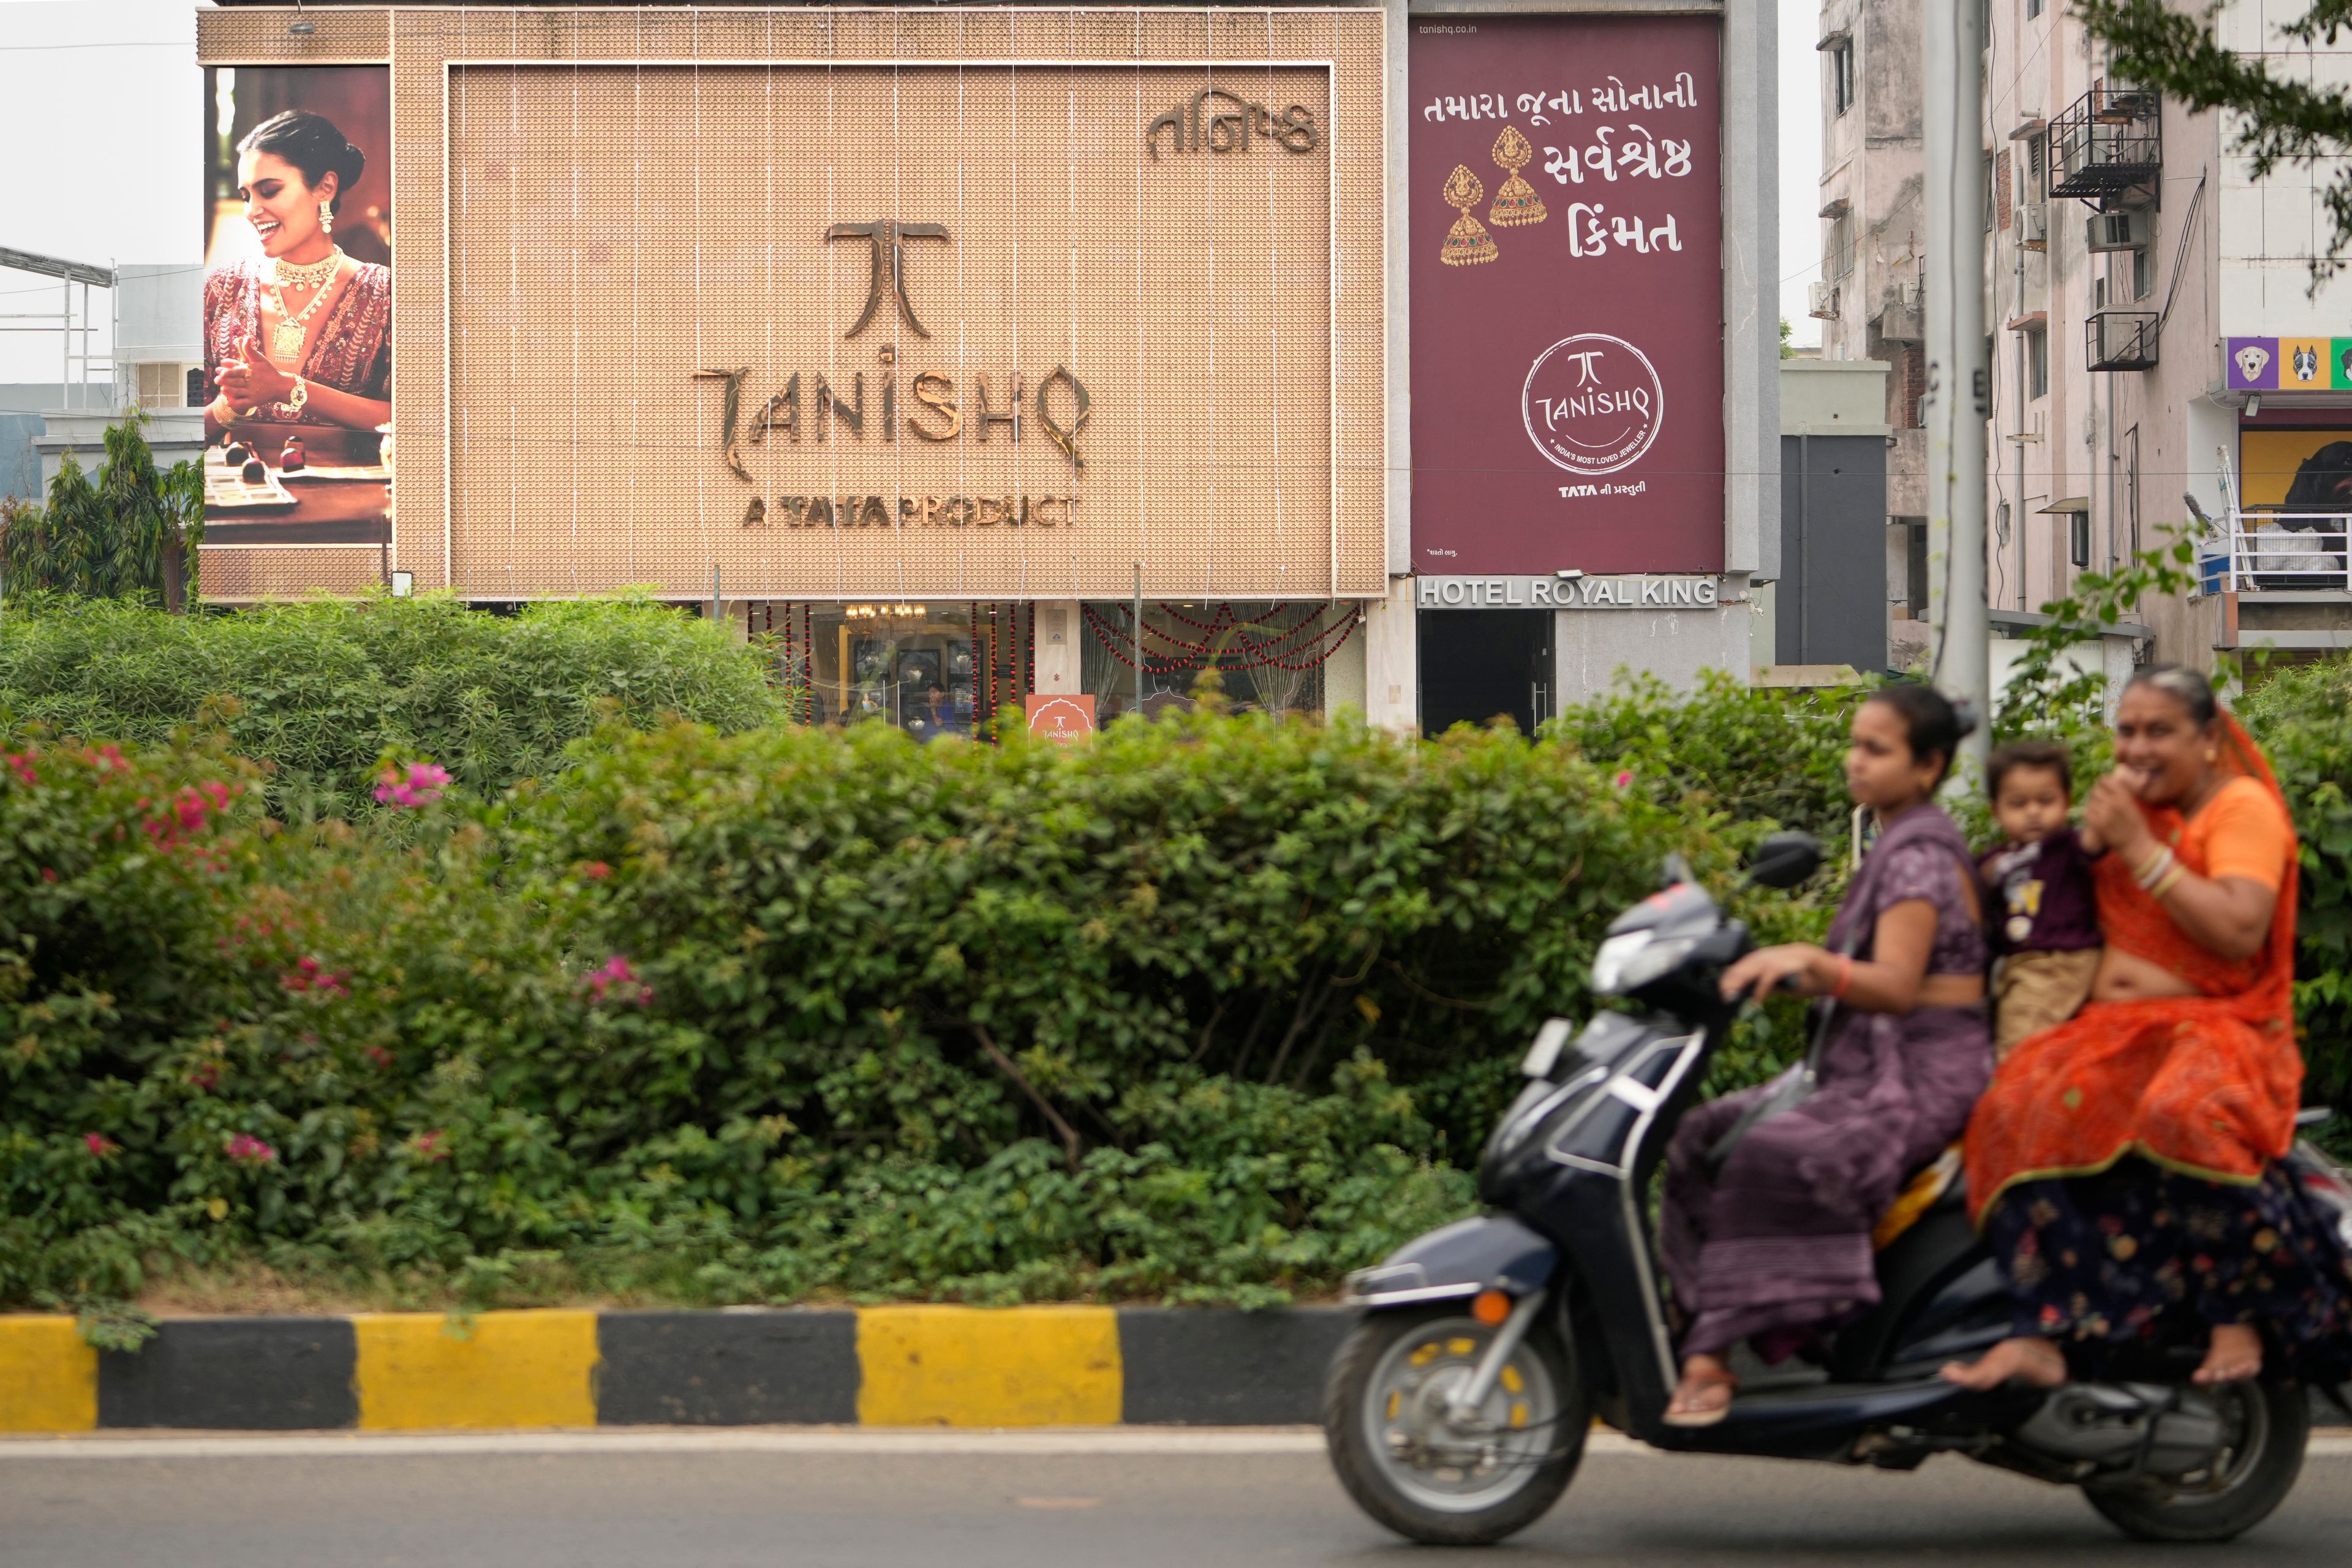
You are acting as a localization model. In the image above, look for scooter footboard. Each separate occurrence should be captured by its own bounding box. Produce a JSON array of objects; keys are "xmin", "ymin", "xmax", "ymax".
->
[{"xmin": 1342, "ymin": 1213, "xmax": 1556, "ymax": 1308}]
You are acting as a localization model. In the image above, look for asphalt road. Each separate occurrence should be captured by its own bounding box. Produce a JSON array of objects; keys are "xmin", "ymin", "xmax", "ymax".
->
[{"xmin": 4, "ymin": 1430, "xmax": 2350, "ymax": 1566}]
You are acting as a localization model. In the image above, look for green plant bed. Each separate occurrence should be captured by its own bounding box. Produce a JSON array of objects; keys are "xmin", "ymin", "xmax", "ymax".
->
[
  {"xmin": 0, "ymin": 592, "xmax": 788, "ymax": 822},
  {"xmin": 0, "ymin": 703, "xmax": 1831, "ymax": 1316}
]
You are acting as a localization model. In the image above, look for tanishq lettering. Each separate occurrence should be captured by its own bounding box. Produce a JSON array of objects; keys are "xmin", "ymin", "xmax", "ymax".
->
[
  {"xmin": 1147, "ymin": 90, "xmax": 1319, "ymax": 160},
  {"xmin": 741, "ymin": 494, "xmax": 1079, "ymax": 529},
  {"xmin": 692, "ymin": 362, "xmax": 1091, "ymax": 472}
]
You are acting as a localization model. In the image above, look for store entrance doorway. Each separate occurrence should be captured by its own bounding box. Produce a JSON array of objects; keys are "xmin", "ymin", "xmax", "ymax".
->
[{"xmin": 1418, "ymin": 610, "xmax": 1553, "ymax": 738}]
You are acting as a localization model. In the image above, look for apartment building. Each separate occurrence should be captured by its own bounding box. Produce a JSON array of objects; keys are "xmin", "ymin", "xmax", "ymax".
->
[
  {"xmin": 1983, "ymin": 0, "xmax": 2352, "ymax": 670},
  {"xmin": 1811, "ymin": 0, "xmax": 1931, "ymax": 666}
]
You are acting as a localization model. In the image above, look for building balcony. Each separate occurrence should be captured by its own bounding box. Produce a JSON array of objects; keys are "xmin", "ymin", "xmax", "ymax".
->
[
  {"xmin": 2224, "ymin": 513, "xmax": 2351, "ymax": 595},
  {"xmin": 2049, "ymin": 86, "xmax": 2161, "ymax": 201},
  {"xmin": 2086, "ymin": 311, "xmax": 2158, "ymax": 372}
]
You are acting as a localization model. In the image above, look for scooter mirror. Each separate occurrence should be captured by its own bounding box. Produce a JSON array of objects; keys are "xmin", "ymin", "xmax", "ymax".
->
[{"xmin": 1746, "ymin": 831, "xmax": 1825, "ymax": 891}]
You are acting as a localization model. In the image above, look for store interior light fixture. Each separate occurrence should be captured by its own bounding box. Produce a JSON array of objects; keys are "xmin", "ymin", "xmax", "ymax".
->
[
  {"xmin": 289, "ymin": 3, "xmax": 316, "ymax": 36},
  {"xmin": 1554, "ymin": 568, "xmax": 1586, "ymax": 580}
]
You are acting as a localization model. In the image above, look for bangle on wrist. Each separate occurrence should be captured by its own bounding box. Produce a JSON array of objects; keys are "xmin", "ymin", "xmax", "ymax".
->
[
  {"xmin": 2149, "ymin": 865, "xmax": 2186, "ymax": 901},
  {"xmin": 1830, "ymin": 954, "xmax": 1854, "ymax": 999},
  {"xmin": 2135, "ymin": 846, "xmax": 2176, "ymax": 891}
]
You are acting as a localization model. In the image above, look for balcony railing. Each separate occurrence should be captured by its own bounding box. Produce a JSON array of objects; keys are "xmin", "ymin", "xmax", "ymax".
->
[
  {"xmin": 2225, "ymin": 511, "xmax": 2352, "ymax": 594},
  {"xmin": 2049, "ymin": 86, "xmax": 2161, "ymax": 200},
  {"xmin": 2086, "ymin": 311, "xmax": 2158, "ymax": 372}
]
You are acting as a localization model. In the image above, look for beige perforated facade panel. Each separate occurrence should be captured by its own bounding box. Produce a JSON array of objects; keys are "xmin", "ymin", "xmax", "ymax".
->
[{"xmin": 201, "ymin": 8, "xmax": 1386, "ymax": 602}]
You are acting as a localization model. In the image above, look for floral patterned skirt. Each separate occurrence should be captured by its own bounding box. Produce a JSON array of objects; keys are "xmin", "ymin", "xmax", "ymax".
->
[{"xmin": 1985, "ymin": 1156, "xmax": 2352, "ymax": 1371}]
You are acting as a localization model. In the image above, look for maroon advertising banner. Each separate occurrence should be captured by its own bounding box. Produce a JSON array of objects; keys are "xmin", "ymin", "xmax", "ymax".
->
[{"xmin": 1409, "ymin": 17, "xmax": 1723, "ymax": 576}]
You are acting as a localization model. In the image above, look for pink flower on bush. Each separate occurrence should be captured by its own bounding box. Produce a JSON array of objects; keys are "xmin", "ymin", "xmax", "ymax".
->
[
  {"xmin": 374, "ymin": 762, "xmax": 452, "ymax": 810},
  {"xmin": 365, "ymin": 1046, "xmax": 394, "ymax": 1069},
  {"xmin": 4, "ymin": 751, "xmax": 36, "ymax": 788},
  {"xmin": 586, "ymin": 955, "xmax": 653, "ymax": 1006},
  {"xmin": 40, "ymin": 867, "xmax": 57, "ymax": 883},
  {"xmin": 281, "ymin": 956, "xmax": 352, "ymax": 998},
  {"xmin": 83, "ymin": 1133, "xmax": 119, "ymax": 1157},
  {"xmin": 141, "ymin": 783, "xmax": 236, "ymax": 850},
  {"xmin": 581, "ymin": 861, "xmax": 612, "ymax": 881},
  {"xmin": 224, "ymin": 1133, "xmax": 276, "ymax": 1166},
  {"xmin": 1613, "ymin": 770, "xmax": 1635, "ymax": 790},
  {"xmin": 412, "ymin": 1129, "xmax": 450, "ymax": 1163}
]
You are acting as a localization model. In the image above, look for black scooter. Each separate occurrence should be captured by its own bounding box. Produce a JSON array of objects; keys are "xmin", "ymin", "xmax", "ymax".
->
[{"xmin": 1324, "ymin": 833, "xmax": 2352, "ymax": 1546}]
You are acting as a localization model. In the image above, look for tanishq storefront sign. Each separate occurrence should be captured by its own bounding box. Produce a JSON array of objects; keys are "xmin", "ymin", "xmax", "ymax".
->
[{"xmin": 1416, "ymin": 573, "xmax": 1721, "ymax": 609}]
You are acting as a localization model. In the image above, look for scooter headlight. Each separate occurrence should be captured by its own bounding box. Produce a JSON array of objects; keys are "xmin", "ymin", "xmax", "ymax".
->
[{"xmin": 1591, "ymin": 931, "xmax": 1697, "ymax": 997}]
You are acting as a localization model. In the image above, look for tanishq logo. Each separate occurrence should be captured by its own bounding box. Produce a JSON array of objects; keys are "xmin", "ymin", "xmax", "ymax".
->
[{"xmin": 1521, "ymin": 333, "xmax": 1663, "ymax": 476}]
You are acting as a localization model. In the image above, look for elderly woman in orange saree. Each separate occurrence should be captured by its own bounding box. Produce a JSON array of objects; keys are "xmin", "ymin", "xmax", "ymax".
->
[{"xmin": 1947, "ymin": 666, "xmax": 2352, "ymax": 1392}]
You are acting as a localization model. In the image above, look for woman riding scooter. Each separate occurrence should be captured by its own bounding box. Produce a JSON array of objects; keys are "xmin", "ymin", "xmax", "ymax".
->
[
  {"xmin": 1949, "ymin": 665, "xmax": 2352, "ymax": 1391},
  {"xmin": 1660, "ymin": 685, "xmax": 1992, "ymax": 1424}
]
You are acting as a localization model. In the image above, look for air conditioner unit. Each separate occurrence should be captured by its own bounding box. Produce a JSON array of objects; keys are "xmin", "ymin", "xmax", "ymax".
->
[
  {"xmin": 2019, "ymin": 203, "xmax": 2049, "ymax": 244},
  {"xmin": 1807, "ymin": 281, "xmax": 1841, "ymax": 320},
  {"xmin": 2086, "ymin": 209, "xmax": 2150, "ymax": 252}
]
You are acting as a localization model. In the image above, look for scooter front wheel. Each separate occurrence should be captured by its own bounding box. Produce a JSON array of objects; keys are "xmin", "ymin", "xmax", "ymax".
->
[{"xmin": 1323, "ymin": 1303, "xmax": 1586, "ymax": 1545}]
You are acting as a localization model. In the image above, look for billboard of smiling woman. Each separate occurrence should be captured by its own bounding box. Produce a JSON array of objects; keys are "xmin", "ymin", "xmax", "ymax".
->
[{"xmin": 200, "ymin": 65, "xmax": 392, "ymax": 549}]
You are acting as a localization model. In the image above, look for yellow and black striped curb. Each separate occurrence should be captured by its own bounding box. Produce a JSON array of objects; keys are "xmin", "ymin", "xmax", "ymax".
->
[{"xmin": 0, "ymin": 1306, "xmax": 1349, "ymax": 1433}]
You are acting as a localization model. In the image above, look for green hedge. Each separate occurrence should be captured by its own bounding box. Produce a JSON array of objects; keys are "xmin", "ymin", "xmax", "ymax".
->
[
  {"xmin": 2240, "ymin": 659, "xmax": 2352, "ymax": 1112},
  {"xmin": 0, "ymin": 594, "xmax": 785, "ymax": 822},
  {"xmin": 4, "ymin": 601, "xmax": 2344, "ymax": 1315},
  {"xmin": 0, "ymin": 708, "xmax": 1822, "ymax": 1313}
]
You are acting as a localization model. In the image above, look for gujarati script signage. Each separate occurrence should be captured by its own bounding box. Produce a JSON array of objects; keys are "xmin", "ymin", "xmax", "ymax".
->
[{"xmin": 1409, "ymin": 17, "xmax": 1724, "ymax": 578}]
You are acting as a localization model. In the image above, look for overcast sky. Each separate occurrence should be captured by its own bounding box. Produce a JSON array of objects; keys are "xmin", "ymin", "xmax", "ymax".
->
[{"xmin": 0, "ymin": 0, "xmax": 1826, "ymax": 379}]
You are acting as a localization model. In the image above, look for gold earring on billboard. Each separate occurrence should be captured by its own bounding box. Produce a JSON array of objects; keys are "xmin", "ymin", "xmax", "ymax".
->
[
  {"xmin": 1488, "ymin": 126, "xmax": 1547, "ymax": 228},
  {"xmin": 1439, "ymin": 165, "xmax": 1498, "ymax": 266},
  {"xmin": 318, "ymin": 202, "xmax": 334, "ymax": 236}
]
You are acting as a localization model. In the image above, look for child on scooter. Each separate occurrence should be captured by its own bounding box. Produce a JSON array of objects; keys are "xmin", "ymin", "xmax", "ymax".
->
[{"xmin": 1979, "ymin": 740, "xmax": 2103, "ymax": 1055}]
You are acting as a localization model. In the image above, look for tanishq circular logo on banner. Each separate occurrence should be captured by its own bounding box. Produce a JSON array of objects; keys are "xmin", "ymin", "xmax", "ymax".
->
[{"xmin": 1520, "ymin": 334, "xmax": 1664, "ymax": 476}]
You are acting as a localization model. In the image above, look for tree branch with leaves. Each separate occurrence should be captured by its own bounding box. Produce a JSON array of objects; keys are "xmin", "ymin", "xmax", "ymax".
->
[{"xmin": 2076, "ymin": 0, "xmax": 2352, "ymax": 281}]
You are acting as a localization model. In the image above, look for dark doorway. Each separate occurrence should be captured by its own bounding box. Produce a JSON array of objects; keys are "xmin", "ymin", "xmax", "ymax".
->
[{"xmin": 1419, "ymin": 610, "xmax": 1553, "ymax": 737}]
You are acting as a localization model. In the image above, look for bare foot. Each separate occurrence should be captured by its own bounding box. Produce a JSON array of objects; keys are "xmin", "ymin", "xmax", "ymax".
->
[
  {"xmin": 1663, "ymin": 1354, "xmax": 1739, "ymax": 1428},
  {"xmin": 1940, "ymin": 1336, "xmax": 2067, "ymax": 1391},
  {"xmin": 2192, "ymin": 1323, "xmax": 2263, "ymax": 1385}
]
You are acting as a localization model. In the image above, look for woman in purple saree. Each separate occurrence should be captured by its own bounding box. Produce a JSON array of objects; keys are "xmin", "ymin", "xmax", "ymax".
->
[{"xmin": 1658, "ymin": 685, "xmax": 1992, "ymax": 1425}]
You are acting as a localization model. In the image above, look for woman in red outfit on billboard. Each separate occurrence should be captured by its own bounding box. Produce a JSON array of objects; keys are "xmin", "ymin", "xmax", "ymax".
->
[{"xmin": 205, "ymin": 110, "xmax": 391, "ymax": 438}]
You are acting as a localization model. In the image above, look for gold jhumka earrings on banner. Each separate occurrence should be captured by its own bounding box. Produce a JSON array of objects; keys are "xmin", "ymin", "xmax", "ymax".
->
[
  {"xmin": 1439, "ymin": 164, "xmax": 1498, "ymax": 266},
  {"xmin": 1488, "ymin": 126, "xmax": 1547, "ymax": 228}
]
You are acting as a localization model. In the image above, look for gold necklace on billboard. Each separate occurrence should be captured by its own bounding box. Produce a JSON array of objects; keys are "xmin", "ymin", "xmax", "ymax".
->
[
  {"xmin": 269, "ymin": 247, "xmax": 345, "ymax": 361},
  {"xmin": 1488, "ymin": 126, "xmax": 1548, "ymax": 228},
  {"xmin": 1439, "ymin": 165, "xmax": 1498, "ymax": 266}
]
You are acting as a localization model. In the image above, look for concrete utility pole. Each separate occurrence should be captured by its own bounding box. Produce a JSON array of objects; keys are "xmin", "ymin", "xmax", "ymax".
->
[{"xmin": 1922, "ymin": 0, "xmax": 1991, "ymax": 778}]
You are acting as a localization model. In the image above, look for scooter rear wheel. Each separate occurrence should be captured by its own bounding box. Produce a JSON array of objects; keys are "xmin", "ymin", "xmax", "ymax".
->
[
  {"xmin": 2081, "ymin": 1377, "xmax": 2309, "ymax": 1543},
  {"xmin": 1323, "ymin": 1303, "xmax": 1586, "ymax": 1546}
]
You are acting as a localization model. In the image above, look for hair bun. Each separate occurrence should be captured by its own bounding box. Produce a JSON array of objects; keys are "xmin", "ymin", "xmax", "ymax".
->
[{"xmin": 1950, "ymin": 697, "xmax": 1981, "ymax": 739}]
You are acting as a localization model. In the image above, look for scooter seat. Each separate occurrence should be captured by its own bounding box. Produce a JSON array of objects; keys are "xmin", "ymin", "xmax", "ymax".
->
[{"xmin": 1871, "ymin": 1145, "xmax": 1964, "ymax": 1251}]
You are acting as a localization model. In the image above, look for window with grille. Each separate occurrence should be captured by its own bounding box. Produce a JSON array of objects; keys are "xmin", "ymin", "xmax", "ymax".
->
[
  {"xmin": 2027, "ymin": 327, "xmax": 2049, "ymax": 399},
  {"xmin": 1831, "ymin": 42, "xmax": 1856, "ymax": 116},
  {"xmin": 132, "ymin": 362, "xmax": 193, "ymax": 411}
]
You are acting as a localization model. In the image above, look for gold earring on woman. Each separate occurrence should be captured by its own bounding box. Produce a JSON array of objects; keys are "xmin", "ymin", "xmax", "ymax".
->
[
  {"xmin": 2206, "ymin": 748, "xmax": 2219, "ymax": 763},
  {"xmin": 318, "ymin": 201, "xmax": 334, "ymax": 236}
]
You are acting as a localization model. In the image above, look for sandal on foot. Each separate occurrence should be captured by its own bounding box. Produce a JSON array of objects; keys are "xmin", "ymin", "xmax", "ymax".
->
[{"xmin": 1662, "ymin": 1369, "xmax": 1740, "ymax": 1428}]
